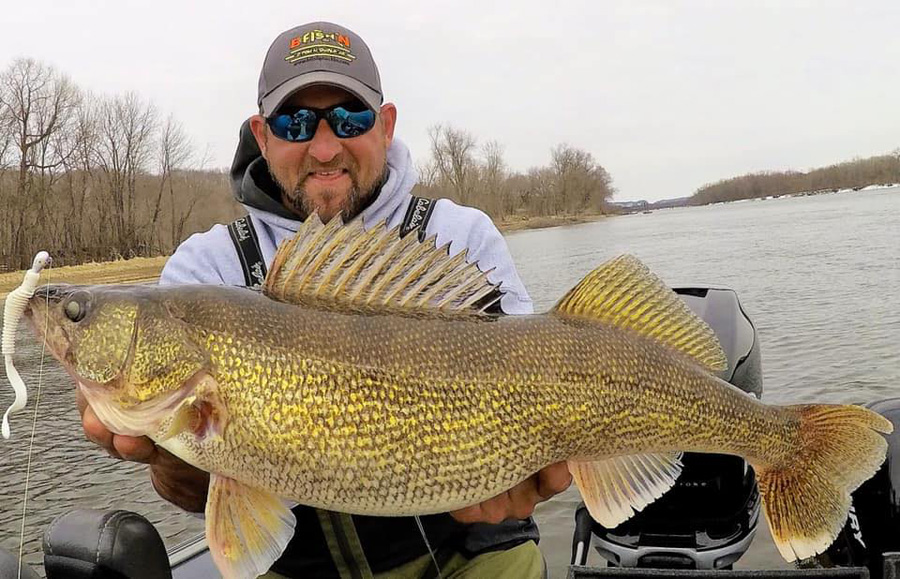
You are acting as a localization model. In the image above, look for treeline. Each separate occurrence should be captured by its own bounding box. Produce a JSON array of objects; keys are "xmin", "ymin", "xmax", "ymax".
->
[
  {"xmin": 416, "ymin": 125, "xmax": 616, "ymax": 220},
  {"xmin": 0, "ymin": 57, "xmax": 617, "ymax": 271},
  {"xmin": 0, "ymin": 58, "xmax": 240, "ymax": 271},
  {"xmin": 691, "ymin": 152, "xmax": 900, "ymax": 205}
]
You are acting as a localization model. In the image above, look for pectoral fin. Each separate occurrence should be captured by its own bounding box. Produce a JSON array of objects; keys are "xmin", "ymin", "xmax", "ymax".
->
[
  {"xmin": 206, "ymin": 473, "xmax": 296, "ymax": 579},
  {"xmin": 155, "ymin": 396, "xmax": 197, "ymax": 442},
  {"xmin": 569, "ymin": 452, "xmax": 683, "ymax": 528}
]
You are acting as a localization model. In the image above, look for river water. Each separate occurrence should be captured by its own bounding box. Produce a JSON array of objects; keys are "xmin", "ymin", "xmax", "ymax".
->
[{"xmin": 1, "ymin": 187, "xmax": 897, "ymax": 576}]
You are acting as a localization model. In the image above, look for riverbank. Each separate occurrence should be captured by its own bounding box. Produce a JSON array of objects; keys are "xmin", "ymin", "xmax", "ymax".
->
[
  {"xmin": 0, "ymin": 213, "xmax": 608, "ymax": 297},
  {"xmin": 707, "ymin": 181, "xmax": 900, "ymax": 206},
  {"xmin": 0, "ymin": 256, "xmax": 167, "ymax": 299},
  {"xmin": 496, "ymin": 212, "xmax": 607, "ymax": 232}
]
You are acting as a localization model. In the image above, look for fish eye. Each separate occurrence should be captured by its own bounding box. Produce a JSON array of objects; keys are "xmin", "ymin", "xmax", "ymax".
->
[{"xmin": 63, "ymin": 294, "xmax": 90, "ymax": 322}]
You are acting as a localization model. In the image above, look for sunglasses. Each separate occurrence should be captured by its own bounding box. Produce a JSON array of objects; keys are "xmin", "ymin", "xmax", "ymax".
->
[{"xmin": 266, "ymin": 103, "xmax": 377, "ymax": 143}]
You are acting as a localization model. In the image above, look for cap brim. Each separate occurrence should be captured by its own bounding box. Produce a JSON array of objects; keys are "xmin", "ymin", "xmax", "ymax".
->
[{"xmin": 260, "ymin": 71, "xmax": 383, "ymax": 116}]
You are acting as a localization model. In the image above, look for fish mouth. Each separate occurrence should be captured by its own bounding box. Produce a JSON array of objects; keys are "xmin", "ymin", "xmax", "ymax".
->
[
  {"xmin": 31, "ymin": 284, "xmax": 72, "ymax": 302},
  {"xmin": 25, "ymin": 284, "xmax": 75, "ymax": 367}
]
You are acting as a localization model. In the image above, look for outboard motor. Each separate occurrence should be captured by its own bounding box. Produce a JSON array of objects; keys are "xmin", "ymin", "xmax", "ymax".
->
[
  {"xmin": 811, "ymin": 397, "xmax": 900, "ymax": 579},
  {"xmin": 571, "ymin": 287, "xmax": 763, "ymax": 570}
]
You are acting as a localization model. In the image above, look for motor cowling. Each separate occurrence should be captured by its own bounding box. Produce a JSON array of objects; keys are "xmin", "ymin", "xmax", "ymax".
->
[
  {"xmin": 572, "ymin": 287, "xmax": 763, "ymax": 570},
  {"xmin": 811, "ymin": 397, "xmax": 900, "ymax": 578}
]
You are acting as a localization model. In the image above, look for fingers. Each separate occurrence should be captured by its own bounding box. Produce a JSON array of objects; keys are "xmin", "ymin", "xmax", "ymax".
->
[
  {"xmin": 450, "ymin": 463, "xmax": 574, "ymax": 525},
  {"xmin": 478, "ymin": 496, "xmax": 510, "ymax": 524},
  {"xmin": 451, "ymin": 495, "xmax": 508, "ymax": 525},
  {"xmin": 81, "ymin": 403, "xmax": 156, "ymax": 464},
  {"xmin": 77, "ymin": 392, "xmax": 208, "ymax": 513},
  {"xmin": 450, "ymin": 504, "xmax": 480, "ymax": 524},
  {"xmin": 507, "ymin": 478, "xmax": 543, "ymax": 520},
  {"xmin": 150, "ymin": 452, "xmax": 210, "ymax": 513},
  {"xmin": 451, "ymin": 476, "xmax": 545, "ymax": 524},
  {"xmin": 82, "ymin": 403, "xmax": 114, "ymax": 450},
  {"xmin": 112, "ymin": 434, "xmax": 157, "ymax": 463},
  {"xmin": 536, "ymin": 461, "xmax": 572, "ymax": 499}
]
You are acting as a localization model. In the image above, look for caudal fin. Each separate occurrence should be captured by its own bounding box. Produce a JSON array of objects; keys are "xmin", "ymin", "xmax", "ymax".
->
[{"xmin": 755, "ymin": 404, "xmax": 892, "ymax": 562}]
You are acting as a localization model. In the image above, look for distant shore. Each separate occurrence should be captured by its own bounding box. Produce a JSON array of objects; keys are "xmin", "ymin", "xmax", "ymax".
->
[
  {"xmin": 706, "ymin": 182, "xmax": 900, "ymax": 206},
  {"xmin": 0, "ymin": 213, "xmax": 608, "ymax": 298},
  {"xmin": 497, "ymin": 212, "xmax": 607, "ymax": 232}
]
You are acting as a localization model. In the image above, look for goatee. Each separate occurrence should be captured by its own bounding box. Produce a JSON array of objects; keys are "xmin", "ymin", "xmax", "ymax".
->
[{"xmin": 273, "ymin": 165, "xmax": 388, "ymax": 223}]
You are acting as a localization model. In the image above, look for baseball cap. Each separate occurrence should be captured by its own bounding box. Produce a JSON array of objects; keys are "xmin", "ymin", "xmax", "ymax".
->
[{"xmin": 257, "ymin": 22, "xmax": 383, "ymax": 117}]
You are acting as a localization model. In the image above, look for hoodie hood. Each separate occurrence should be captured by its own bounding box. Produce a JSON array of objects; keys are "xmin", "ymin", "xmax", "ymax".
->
[
  {"xmin": 229, "ymin": 119, "xmax": 419, "ymax": 228},
  {"xmin": 230, "ymin": 119, "xmax": 300, "ymax": 220}
]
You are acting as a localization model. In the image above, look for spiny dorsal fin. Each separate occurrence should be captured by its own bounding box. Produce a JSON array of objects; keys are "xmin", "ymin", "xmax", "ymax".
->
[
  {"xmin": 263, "ymin": 214, "xmax": 501, "ymax": 314},
  {"xmin": 553, "ymin": 255, "xmax": 728, "ymax": 372}
]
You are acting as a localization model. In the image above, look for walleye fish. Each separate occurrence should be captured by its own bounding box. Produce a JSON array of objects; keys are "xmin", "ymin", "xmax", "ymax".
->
[{"xmin": 22, "ymin": 216, "xmax": 891, "ymax": 578}]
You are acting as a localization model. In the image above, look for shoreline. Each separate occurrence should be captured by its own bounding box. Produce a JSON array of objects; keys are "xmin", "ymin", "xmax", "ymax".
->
[
  {"xmin": 0, "ymin": 256, "xmax": 168, "ymax": 300},
  {"xmin": 704, "ymin": 182, "xmax": 900, "ymax": 206},
  {"xmin": 496, "ymin": 212, "xmax": 607, "ymax": 232},
  {"xmin": 0, "ymin": 213, "xmax": 608, "ymax": 297}
]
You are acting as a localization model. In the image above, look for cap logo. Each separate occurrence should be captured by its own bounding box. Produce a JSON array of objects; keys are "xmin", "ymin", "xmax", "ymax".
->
[{"xmin": 286, "ymin": 29, "xmax": 356, "ymax": 65}]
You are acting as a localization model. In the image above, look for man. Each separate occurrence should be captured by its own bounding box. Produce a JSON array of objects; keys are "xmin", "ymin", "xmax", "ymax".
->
[{"xmin": 78, "ymin": 21, "xmax": 571, "ymax": 578}]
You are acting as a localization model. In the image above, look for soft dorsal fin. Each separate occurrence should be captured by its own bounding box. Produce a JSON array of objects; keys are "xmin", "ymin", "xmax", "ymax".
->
[
  {"xmin": 553, "ymin": 255, "xmax": 728, "ymax": 372},
  {"xmin": 263, "ymin": 215, "xmax": 501, "ymax": 314}
]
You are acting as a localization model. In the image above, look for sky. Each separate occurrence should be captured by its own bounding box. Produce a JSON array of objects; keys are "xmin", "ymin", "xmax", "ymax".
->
[{"xmin": 2, "ymin": 0, "xmax": 899, "ymax": 202}]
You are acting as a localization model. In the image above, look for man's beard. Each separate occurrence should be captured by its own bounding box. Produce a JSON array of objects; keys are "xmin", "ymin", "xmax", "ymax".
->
[{"xmin": 271, "ymin": 157, "xmax": 387, "ymax": 223}]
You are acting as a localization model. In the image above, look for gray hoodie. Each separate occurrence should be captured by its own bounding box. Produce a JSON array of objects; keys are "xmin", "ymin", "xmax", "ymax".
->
[
  {"xmin": 158, "ymin": 122, "xmax": 540, "ymax": 576},
  {"xmin": 160, "ymin": 122, "xmax": 532, "ymax": 315}
]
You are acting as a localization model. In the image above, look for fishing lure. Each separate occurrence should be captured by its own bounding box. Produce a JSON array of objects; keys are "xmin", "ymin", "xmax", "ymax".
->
[{"xmin": 2, "ymin": 251, "xmax": 51, "ymax": 439}]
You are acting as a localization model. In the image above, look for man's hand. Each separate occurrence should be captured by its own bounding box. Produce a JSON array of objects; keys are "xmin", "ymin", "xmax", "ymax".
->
[
  {"xmin": 450, "ymin": 461, "xmax": 572, "ymax": 524},
  {"xmin": 78, "ymin": 390, "xmax": 210, "ymax": 513}
]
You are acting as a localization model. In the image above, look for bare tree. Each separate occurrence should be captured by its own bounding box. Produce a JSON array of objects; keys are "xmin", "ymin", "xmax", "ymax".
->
[
  {"xmin": 94, "ymin": 92, "xmax": 158, "ymax": 256},
  {"xmin": 0, "ymin": 100, "xmax": 12, "ymax": 171},
  {"xmin": 551, "ymin": 143, "xmax": 614, "ymax": 214},
  {"xmin": 0, "ymin": 58, "xmax": 81, "ymax": 267},
  {"xmin": 428, "ymin": 124, "xmax": 478, "ymax": 205},
  {"xmin": 524, "ymin": 166, "xmax": 555, "ymax": 216},
  {"xmin": 416, "ymin": 158, "xmax": 439, "ymax": 189},
  {"xmin": 0, "ymin": 57, "xmax": 630, "ymax": 271},
  {"xmin": 152, "ymin": 114, "xmax": 195, "ymax": 251},
  {"xmin": 480, "ymin": 140, "xmax": 507, "ymax": 218}
]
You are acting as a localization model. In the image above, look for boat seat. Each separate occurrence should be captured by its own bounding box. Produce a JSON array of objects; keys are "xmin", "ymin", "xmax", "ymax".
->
[{"xmin": 42, "ymin": 509, "xmax": 172, "ymax": 579}]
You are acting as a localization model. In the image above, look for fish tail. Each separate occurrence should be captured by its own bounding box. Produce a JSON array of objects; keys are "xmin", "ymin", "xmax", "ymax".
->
[{"xmin": 754, "ymin": 404, "xmax": 892, "ymax": 562}]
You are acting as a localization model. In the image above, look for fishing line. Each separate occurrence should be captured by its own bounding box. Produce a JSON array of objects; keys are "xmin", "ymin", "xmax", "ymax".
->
[
  {"xmin": 18, "ymin": 272, "xmax": 50, "ymax": 579},
  {"xmin": 414, "ymin": 515, "xmax": 443, "ymax": 579},
  {"xmin": 403, "ymin": 444, "xmax": 442, "ymax": 578},
  {"xmin": 1, "ymin": 252, "xmax": 52, "ymax": 579},
  {"xmin": 17, "ymin": 263, "xmax": 51, "ymax": 579}
]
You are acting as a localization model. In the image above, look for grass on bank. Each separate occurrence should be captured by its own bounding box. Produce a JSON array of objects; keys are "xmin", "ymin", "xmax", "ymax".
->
[
  {"xmin": 0, "ymin": 214, "xmax": 606, "ymax": 298},
  {"xmin": 0, "ymin": 256, "xmax": 168, "ymax": 300}
]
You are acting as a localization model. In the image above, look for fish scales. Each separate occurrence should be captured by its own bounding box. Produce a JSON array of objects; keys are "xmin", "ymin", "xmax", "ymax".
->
[{"xmin": 162, "ymin": 285, "xmax": 792, "ymax": 516}]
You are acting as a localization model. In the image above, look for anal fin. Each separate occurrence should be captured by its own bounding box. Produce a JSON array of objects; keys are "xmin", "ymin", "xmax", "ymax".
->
[
  {"xmin": 569, "ymin": 452, "xmax": 683, "ymax": 528},
  {"xmin": 206, "ymin": 473, "xmax": 296, "ymax": 579}
]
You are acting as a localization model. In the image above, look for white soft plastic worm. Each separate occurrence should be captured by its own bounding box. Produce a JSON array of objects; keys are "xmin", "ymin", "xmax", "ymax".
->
[{"xmin": 2, "ymin": 251, "xmax": 51, "ymax": 439}]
